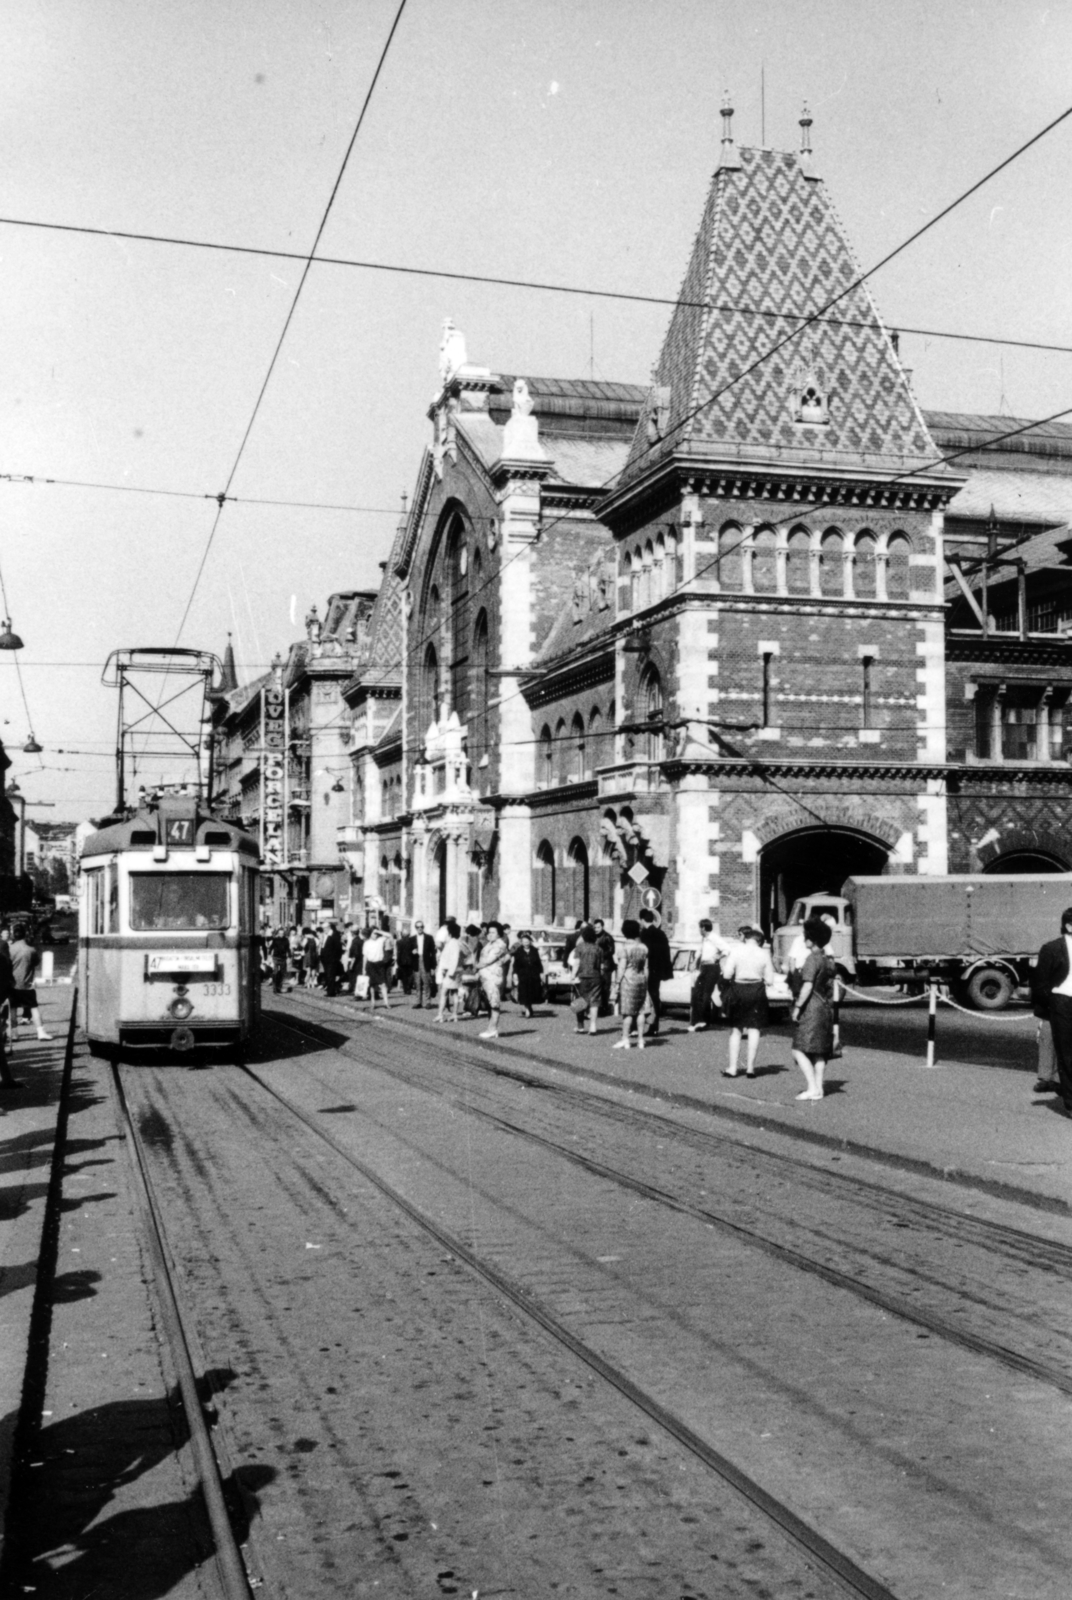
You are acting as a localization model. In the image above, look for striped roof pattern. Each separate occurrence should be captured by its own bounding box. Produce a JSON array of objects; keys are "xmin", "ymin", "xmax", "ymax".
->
[{"xmin": 623, "ymin": 147, "xmax": 936, "ymax": 481}]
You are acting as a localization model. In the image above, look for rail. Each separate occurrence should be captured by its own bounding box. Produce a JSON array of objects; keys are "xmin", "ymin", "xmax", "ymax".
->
[{"xmin": 111, "ymin": 1064, "xmax": 255, "ymax": 1599}]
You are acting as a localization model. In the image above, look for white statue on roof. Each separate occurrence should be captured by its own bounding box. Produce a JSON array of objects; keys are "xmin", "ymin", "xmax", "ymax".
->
[
  {"xmin": 502, "ymin": 375, "xmax": 546, "ymax": 461},
  {"xmin": 438, "ymin": 318, "xmax": 468, "ymax": 387}
]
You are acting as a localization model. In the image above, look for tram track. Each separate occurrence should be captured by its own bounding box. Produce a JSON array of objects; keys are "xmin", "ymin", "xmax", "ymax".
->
[
  {"xmin": 111, "ymin": 1060, "xmax": 257, "ymax": 1600},
  {"xmin": 115, "ymin": 1055, "xmax": 908, "ymax": 1600},
  {"xmin": 106, "ymin": 1006, "xmax": 1072, "ymax": 1596},
  {"xmin": 223, "ymin": 1043, "xmax": 899, "ymax": 1600},
  {"xmin": 271, "ymin": 997, "xmax": 1072, "ymax": 1398}
]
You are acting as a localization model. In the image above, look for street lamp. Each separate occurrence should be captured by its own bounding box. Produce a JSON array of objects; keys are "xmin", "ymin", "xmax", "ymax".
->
[
  {"xmin": 22, "ymin": 736, "xmax": 42, "ymax": 754},
  {"xmin": 6, "ymin": 783, "xmax": 25, "ymax": 877},
  {"xmin": 0, "ymin": 618, "xmax": 24, "ymax": 651}
]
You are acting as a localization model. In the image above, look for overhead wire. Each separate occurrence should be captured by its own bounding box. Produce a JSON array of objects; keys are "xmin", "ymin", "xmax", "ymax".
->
[
  {"xmin": 20, "ymin": 90, "xmax": 1072, "ymax": 795},
  {"xmin": 172, "ymin": 0, "xmax": 409, "ymax": 646},
  {"xmin": 324, "ymin": 95, "xmax": 1072, "ymax": 730}
]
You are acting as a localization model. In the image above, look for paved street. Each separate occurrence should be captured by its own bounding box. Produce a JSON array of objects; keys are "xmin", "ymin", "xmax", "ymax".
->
[{"xmin": 6, "ymin": 989, "xmax": 1071, "ymax": 1598}]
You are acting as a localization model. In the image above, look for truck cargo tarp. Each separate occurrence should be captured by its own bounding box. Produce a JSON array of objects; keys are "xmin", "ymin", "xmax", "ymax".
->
[{"xmin": 844, "ymin": 875, "xmax": 1072, "ymax": 961}]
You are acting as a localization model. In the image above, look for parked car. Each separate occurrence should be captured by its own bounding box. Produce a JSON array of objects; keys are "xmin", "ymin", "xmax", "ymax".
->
[{"xmin": 661, "ymin": 942, "xmax": 792, "ymax": 1016}]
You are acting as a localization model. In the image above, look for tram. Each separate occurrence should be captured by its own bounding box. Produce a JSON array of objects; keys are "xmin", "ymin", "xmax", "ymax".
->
[{"xmin": 78, "ymin": 792, "xmax": 260, "ymax": 1061}]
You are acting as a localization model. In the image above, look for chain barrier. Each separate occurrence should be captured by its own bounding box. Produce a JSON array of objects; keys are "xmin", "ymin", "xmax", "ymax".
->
[
  {"xmin": 936, "ymin": 990, "xmax": 1036, "ymax": 1022},
  {"xmin": 840, "ymin": 983, "xmax": 927, "ymax": 1006},
  {"xmin": 841, "ymin": 979, "xmax": 1035, "ymax": 1022}
]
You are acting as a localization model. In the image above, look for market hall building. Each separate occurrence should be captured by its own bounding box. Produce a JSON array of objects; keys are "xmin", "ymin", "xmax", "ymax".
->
[
  {"xmin": 210, "ymin": 110, "xmax": 1072, "ymax": 939},
  {"xmin": 345, "ymin": 109, "xmax": 968, "ymax": 940}
]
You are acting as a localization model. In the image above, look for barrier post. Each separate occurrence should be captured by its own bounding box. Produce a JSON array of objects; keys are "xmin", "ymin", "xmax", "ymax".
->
[
  {"xmin": 832, "ymin": 973, "xmax": 842, "ymax": 1058},
  {"xmin": 925, "ymin": 977, "xmax": 938, "ymax": 1068}
]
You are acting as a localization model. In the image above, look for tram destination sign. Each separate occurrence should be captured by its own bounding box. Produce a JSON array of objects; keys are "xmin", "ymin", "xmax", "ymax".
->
[{"xmin": 146, "ymin": 952, "xmax": 218, "ymax": 974}]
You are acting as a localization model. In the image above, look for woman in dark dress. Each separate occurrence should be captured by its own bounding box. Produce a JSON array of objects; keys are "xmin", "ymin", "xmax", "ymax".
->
[
  {"xmin": 512, "ymin": 931, "xmax": 544, "ymax": 1018},
  {"xmin": 791, "ymin": 916, "xmax": 836, "ymax": 1101},
  {"xmin": 569, "ymin": 924, "xmax": 603, "ymax": 1036}
]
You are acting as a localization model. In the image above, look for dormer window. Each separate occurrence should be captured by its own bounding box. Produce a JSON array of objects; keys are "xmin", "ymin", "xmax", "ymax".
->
[
  {"xmin": 798, "ymin": 384, "xmax": 828, "ymax": 423},
  {"xmin": 789, "ymin": 346, "xmax": 830, "ymax": 426}
]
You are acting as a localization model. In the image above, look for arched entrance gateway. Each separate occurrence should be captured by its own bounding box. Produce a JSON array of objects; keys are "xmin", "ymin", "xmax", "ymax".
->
[
  {"xmin": 982, "ymin": 851, "xmax": 1069, "ymax": 875},
  {"xmin": 758, "ymin": 825, "xmax": 891, "ymax": 932}
]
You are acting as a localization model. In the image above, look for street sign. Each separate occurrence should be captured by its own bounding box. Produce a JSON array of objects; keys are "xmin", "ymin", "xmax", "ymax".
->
[
  {"xmin": 641, "ymin": 887, "xmax": 662, "ymax": 911},
  {"xmin": 627, "ymin": 862, "xmax": 649, "ymax": 886}
]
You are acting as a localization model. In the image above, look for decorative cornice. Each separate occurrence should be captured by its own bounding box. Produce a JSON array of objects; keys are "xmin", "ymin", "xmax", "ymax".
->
[
  {"xmin": 947, "ymin": 631, "xmax": 1072, "ymax": 666},
  {"xmin": 394, "ymin": 449, "xmax": 436, "ymax": 580},
  {"xmin": 599, "ymin": 450, "xmax": 960, "ymax": 537}
]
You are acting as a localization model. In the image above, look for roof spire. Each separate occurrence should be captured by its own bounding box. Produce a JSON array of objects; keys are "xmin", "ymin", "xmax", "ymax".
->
[
  {"xmin": 218, "ymin": 632, "xmax": 238, "ymax": 694},
  {"xmin": 718, "ymin": 91, "xmax": 741, "ymax": 171},
  {"xmin": 799, "ymin": 101, "xmax": 818, "ymax": 181}
]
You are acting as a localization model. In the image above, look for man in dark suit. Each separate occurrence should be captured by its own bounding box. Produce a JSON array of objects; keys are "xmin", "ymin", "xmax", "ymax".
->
[
  {"xmin": 399, "ymin": 920, "xmax": 437, "ymax": 1008},
  {"xmin": 1030, "ymin": 906, "xmax": 1072, "ymax": 1114},
  {"xmin": 638, "ymin": 907, "xmax": 673, "ymax": 1036},
  {"xmin": 320, "ymin": 922, "xmax": 344, "ymax": 997}
]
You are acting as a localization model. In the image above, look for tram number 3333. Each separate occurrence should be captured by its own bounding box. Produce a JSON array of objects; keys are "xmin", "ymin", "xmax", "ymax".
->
[{"xmin": 202, "ymin": 982, "xmax": 232, "ymax": 997}]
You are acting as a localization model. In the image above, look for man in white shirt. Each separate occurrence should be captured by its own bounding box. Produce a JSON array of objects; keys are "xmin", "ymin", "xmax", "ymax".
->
[
  {"xmin": 688, "ymin": 919, "xmax": 731, "ymax": 1031},
  {"xmin": 1030, "ymin": 908, "xmax": 1072, "ymax": 1113}
]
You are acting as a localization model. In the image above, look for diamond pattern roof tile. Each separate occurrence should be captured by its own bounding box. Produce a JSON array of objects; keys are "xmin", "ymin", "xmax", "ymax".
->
[{"xmin": 622, "ymin": 147, "xmax": 938, "ymax": 484}]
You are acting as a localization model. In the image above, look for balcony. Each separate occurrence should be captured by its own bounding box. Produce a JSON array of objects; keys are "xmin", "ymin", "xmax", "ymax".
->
[{"xmin": 597, "ymin": 762, "xmax": 667, "ymax": 798}]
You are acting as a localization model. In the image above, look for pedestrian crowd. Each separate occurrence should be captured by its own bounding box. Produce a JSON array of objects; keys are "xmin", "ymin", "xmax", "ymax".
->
[{"xmin": 262, "ymin": 908, "xmax": 840, "ymax": 1101}]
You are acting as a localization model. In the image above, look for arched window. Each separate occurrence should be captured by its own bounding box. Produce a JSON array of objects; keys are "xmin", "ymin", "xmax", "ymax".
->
[
  {"xmin": 422, "ymin": 643, "xmax": 439, "ymax": 731},
  {"xmin": 554, "ymin": 717, "xmax": 568, "ymax": 786},
  {"xmin": 571, "ymin": 712, "xmax": 586, "ymax": 781},
  {"xmin": 886, "ymin": 533, "xmax": 911, "ymax": 600},
  {"xmin": 446, "ymin": 522, "xmax": 470, "ymax": 725},
  {"xmin": 641, "ymin": 667, "xmax": 664, "ymax": 763},
  {"xmin": 534, "ymin": 840, "xmax": 556, "ymax": 926},
  {"xmin": 753, "ymin": 527, "xmax": 777, "ymax": 593},
  {"xmin": 641, "ymin": 541, "xmax": 655, "ymax": 609},
  {"xmin": 630, "ymin": 551, "xmax": 642, "ymax": 612},
  {"xmin": 820, "ymin": 529, "xmax": 844, "ymax": 597},
  {"xmin": 853, "ymin": 532, "xmax": 877, "ymax": 599},
  {"xmin": 565, "ymin": 838, "xmax": 590, "ymax": 923},
  {"xmin": 787, "ymin": 527, "xmax": 811, "ymax": 594},
  {"xmin": 665, "ymin": 530, "xmax": 679, "ymax": 592},
  {"xmin": 654, "ymin": 533, "xmax": 666, "ymax": 599},
  {"xmin": 588, "ymin": 706, "xmax": 604, "ymax": 773},
  {"xmin": 538, "ymin": 724, "xmax": 553, "ymax": 788},
  {"xmin": 470, "ymin": 610, "xmax": 490, "ymax": 768},
  {"xmin": 719, "ymin": 524, "xmax": 743, "ymax": 590}
]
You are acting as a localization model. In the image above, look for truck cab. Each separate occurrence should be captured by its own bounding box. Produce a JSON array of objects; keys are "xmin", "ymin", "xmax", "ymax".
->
[{"xmin": 772, "ymin": 893, "xmax": 855, "ymax": 978}]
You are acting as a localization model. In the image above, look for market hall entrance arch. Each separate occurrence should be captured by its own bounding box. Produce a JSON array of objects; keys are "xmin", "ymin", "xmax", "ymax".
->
[
  {"xmin": 982, "ymin": 850, "xmax": 1068, "ymax": 874},
  {"xmin": 759, "ymin": 826, "xmax": 890, "ymax": 932}
]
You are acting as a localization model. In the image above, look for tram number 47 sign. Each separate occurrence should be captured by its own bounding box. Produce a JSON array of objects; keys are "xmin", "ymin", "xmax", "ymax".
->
[{"xmin": 627, "ymin": 861, "xmax": 649, "ymax": 886}]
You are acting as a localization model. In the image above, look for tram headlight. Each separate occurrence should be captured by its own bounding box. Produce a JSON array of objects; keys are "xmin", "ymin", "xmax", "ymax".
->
[{"xmin": 168, "ymin": 996, "xmax": 194, "ymax": 1021}]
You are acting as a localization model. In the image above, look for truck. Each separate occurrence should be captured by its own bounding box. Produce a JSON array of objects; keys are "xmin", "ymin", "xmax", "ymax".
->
[{"xmin": 771, "ymin": 874, "xmax": 1072, "ymax": 1011}]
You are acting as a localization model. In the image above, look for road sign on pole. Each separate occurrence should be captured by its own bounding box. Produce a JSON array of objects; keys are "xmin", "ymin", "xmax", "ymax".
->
[
  {"xmin": 627, "ymin": 862, "xmax": 649, "ymax": 886},
  {"xmin": 641, "ymin": 887, "xmax": 662, "ymax": 911}
]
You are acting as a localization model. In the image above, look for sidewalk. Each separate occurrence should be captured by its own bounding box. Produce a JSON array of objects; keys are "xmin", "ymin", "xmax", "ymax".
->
[
  {"xmin": 299, "ymin": 988, "xmax": 1072, "ymax": 1215},
  {"xmin": 0, "ymin": 992, "xmax": 74, "ymax": 1559}
]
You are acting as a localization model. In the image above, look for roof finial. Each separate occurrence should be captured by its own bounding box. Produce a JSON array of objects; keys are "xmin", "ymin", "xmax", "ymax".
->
[
  {"xmin": 721, "ymin": 92, "xmax": 734, "ymax": 146},
  {"xmin": 799, "ymin": 100, "xmax": 818, "ymax": 180},
  {"xmin": 718, "ymin": 91, "xmax": 742, "ymax": 171}
]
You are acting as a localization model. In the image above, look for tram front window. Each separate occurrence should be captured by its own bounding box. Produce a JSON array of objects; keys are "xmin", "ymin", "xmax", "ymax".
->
[{"xmin": 130, "ymin": 873, "xmax": 230, "ymax": 931}]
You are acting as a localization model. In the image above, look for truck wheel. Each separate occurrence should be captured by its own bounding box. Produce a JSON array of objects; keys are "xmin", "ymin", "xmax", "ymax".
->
[{"xmin": 965, "ymin": 967, "xmax": 1014, "ymax": 1011}]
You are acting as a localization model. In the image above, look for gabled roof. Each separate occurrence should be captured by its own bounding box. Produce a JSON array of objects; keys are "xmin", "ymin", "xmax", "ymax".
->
[{"xmin": 619, "ymin": 145, "xmax": 939, "ymax": 486}]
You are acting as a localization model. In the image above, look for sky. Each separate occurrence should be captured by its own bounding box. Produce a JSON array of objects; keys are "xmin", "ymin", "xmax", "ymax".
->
[{"xmin": 2, "ymin": 0, "xmax": 1072, "ymax": 818}]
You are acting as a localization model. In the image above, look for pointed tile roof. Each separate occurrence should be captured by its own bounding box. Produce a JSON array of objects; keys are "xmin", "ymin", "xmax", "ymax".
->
[
  {"xmin": 619, "ymin": 145, "xmax": 939, "ymax": 487},
  {"xmin": 218, "ymin": 635, "xmax": 238, "ymax": 694}
]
